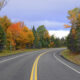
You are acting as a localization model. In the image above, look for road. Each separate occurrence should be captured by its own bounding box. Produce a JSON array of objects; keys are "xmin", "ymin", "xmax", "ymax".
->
[{"xmin": 0, "ymin": 48, "xmax": 80, "ymax": 80}]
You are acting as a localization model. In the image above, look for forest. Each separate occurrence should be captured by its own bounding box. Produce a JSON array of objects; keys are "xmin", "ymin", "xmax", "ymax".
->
[{"xmin": 0, "ymin": 16, "xmax": 66, "ymax": 52}]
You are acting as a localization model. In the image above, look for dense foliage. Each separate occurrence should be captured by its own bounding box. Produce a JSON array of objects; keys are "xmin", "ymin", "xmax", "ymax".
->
[
  {"xmin": 0, "ymin": 25, "xmax": 6, "ymax": 51},
  {"xmin": 0, "ymin": 16, "xmax": 66, "ymax": 52},
  {"xmin": 0, "ymin": 16, "xmax": 12, "ymax": 32},
  {"xmin": 65, "ymin": 8, "xmax": 80, "ymax": 53},
  {"xmin": 32, "ymin": 25, "xmax": 66, "ymax": 48},
  {"xmin": 7, "ymin": 22, "xmax": 34, "ymax": 50}
]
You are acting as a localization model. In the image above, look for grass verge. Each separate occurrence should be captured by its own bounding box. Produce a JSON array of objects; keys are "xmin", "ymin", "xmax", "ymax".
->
[
  {"xmin": 61, "ymin": 50, "xmax": 80, "ymax": 65},
  {"xmin": 0, "ymin": 49, "xmax": 42, "ymax": 57}
]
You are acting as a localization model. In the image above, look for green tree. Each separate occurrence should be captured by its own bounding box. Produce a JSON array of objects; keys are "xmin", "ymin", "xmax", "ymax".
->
[
  {"xmin": 60, "ymin": 37, "xmax": 67, "ymax": 47},
  {"xmin": 37, "ymin": 25, "xmax": 46, "ymax": 38},
  {"xmin": 37, "ymin": 25, "xmax": 50, "ymax": 48},
  {"xmin": 54, "ymin": 38, "xmax": 61, "ymax": 47},
  {"xmin": 50, "ymin": 35, "xmax": 55, "ymax": 42},
  {"xmin": 0, "ymin": 25, "xmax": 6, "ymax": 51},
  {"xmin": 32, "ymin": 26, "xmax": 39, "ymax": 48}
]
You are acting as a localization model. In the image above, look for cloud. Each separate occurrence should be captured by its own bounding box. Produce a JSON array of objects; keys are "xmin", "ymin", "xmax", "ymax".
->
[
  {"xmin": 11, "ymin": 19, "xmax": 70, "ymax": 30},
  {"xmin": 25, "ymin": 20, "xmax": 70, "ymax": 30},
  {"xmin": 11, "ymin": 19, "xmax": 70, "ymax": 38},
  {"xmin": 49, "ymin": 30, "xmax": 69, "ymax": 38},
  {"xmin": 11, "ymin": 19, "xmax": 69, "ymax": 30}
]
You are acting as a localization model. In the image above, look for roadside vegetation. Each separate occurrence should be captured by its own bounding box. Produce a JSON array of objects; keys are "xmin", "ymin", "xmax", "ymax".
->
[
  {"xmin": 61, "ymin": 50, "xmax": 80, "ymax": 65},
  {"xmin": 0, "ymin": 49, "xmax": 41, "ymax": 57},
  {"xmin": 62, "ymin": 8, "xmax": 80, "ymax": 65}
]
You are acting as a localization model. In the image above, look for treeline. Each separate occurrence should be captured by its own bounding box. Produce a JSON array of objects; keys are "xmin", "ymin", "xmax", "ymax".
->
[
  {"xmin": 32, "ymin": 25, "xmax": 66, "ymax": 48},
  {"xmin": 0, "ymin": 16, "xmax": 34, "ymax": 51},
  {"xmin": 65, "ymin": 8, "xmax": 80, "ymax": 53},
  {"xmin": 0, "ymin": 16, "xmax": 66, "ymax": 52}
]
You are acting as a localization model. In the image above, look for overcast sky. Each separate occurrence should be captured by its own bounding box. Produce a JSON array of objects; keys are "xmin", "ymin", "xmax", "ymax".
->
[{"xmin": 0, "ymin": 0, "xmax": 80, "ymax": 38}]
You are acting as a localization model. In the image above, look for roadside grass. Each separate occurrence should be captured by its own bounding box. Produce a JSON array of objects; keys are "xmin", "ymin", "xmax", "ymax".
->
[
  {"xmin": 0, "ymin": 49, "xmax": 42, "ymax": 57},
  {"xmin": 61, "ymin": 50, "xmax": 80, "ymax": 65}
]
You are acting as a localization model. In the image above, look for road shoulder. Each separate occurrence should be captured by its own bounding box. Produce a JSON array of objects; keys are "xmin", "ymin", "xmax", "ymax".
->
[{"xmin": 54, "ymin": 51, "xmax": 80, "ymax": 74}]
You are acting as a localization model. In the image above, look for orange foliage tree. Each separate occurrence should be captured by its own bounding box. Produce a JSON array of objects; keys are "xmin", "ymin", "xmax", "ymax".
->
[
  {"xmin": 64, "ymin": 8, "xmax": 80, "ymax": 36},
  {"xmin": 7, "ymin": 22, "xmax": 34, "ymax": 50}
]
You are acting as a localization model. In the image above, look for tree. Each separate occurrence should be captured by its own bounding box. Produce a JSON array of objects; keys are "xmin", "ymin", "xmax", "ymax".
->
[
  {"xmin": 60, "ymin": 37, "xmax": 67, "ymax": 47},
  {"xmin": 49, "ymin": 35, "xmax": 55, "ymax": 48},
  {"xmin": 37, "ymin": 25, "xmax": 46, "ymax": 38},
  {"xmin": 7, "ymin": 22, "xmax": 34, "ymax": 50},
  {"xmin": 65, "ymin": 8, "xmax": 80, "ymax": 53},
  {"xmin": 66, "ymin": 31, "xmax": 76, "ymax": 53},
  {"xmin": 32, "ymin": 26, "xmax": 39, "ymax": 48},
  {"xmin": 0, "ymin": 25, "xmax": 6, "ymax": 51},
  {"xmin": 54, "ymin": 38, "xmax": 61, "ymax": 47},
  {"xmin": 0, "ymin": 16, "xmax": 12, "ymax": 32},
  {"xmin": 49, "ymin": 42, "xmax": 54, "ymax": 48},
  {"xmin": 7, "ymin": 22, "xmax": 22, "ymax": 50},
  {"xmin": 50, "ymin": 35, "xmax": 55, "ymax": 42},
  {"xmin": 24, "ymin": 28, "xmax": 34, "ymax": 48},
  {"xmin": 67, "ymin": 23, "xmax": 80, "ymax": 53},
  {"xmin": 37, "ymin": 25, "xmax": 50, "ymax": 48}
]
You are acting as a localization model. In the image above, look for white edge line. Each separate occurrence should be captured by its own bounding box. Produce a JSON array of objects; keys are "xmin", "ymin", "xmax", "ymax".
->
[
  {"xmin": 0, "ymin": 50, "xmax": 40, "ymax": 64},
  {"xmin": 53, "ymin": 53, "xmax": 80, "ymax": 74}
]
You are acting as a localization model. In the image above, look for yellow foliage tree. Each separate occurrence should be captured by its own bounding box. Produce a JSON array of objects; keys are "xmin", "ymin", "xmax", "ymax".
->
[
  {"xmin": 7, "ymin": 22, "xmax": 34, "ymax": 50},
  {"xmin": 0, "ymin": 16, "xmax": 12, "ymax": 32}
]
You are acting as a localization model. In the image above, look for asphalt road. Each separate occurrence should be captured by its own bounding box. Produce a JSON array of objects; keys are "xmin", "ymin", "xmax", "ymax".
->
[{"xmin": 0, "ymin": 48, "xmax": 80, "ymax": 80}]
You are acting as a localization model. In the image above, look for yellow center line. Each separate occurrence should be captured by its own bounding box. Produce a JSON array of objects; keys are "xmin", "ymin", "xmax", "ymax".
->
[{"xmin": 30, "ymin": 51, "xmax": 49, "ymax": 80}]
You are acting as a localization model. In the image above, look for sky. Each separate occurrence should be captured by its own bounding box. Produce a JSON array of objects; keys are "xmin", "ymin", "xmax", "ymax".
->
[{"xmin": 0, "ymin": 0, "xmax": 80, "ymax": 38}]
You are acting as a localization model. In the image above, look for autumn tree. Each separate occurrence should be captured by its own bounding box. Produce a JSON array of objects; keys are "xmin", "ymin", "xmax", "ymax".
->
[
  {"xmin": 0, "ymin": 25, "xmax": 6, "ymax": 51},
  {"xmin": 7, "ymin": 22, "xmax": 34, "ymax": 50},
  {"xmin": 65, "ymin": 8, "xmax": 80, "ymax": 53},
  {"xmin": 0, "ymin": 16, "xmax": 12, "ymax": 32},
  {"xmin": 7, "ymin": 22, "xmax": 22, "ymax": 50},
  {"xmin": 49, "ymin": 35, "xmax": 55, "ymax": 47},
  {"xmin": 22, "ymin": 26, "xmax": 34, "ymax": 48},
  {"xmin": 49, "ymin": 42, "xmax": 54, "ymax": 48}
]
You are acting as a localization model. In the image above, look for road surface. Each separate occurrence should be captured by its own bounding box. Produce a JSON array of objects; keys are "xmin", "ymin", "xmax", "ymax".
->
[{"xmin": 0, "ymin": 48, "xmax": 80, "ymax": 80}]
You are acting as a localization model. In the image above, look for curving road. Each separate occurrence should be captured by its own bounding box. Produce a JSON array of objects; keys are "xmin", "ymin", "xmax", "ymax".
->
[{"xmin": 0, "ymin": 48, "xmax": 80, "ymax": 80}]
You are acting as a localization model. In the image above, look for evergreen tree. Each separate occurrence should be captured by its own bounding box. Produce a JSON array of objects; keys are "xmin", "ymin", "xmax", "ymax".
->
[
  {"xmin": 32, "ymin": 26, "xmax": 39, "ymax": 48},
  {"xmin": 0, "ymin": 25, "xmax": 6, "ymax": 51},
  {"xmin": 75, "ymin": 27, "xmax": 80, "ymax": 52},
  {"xmin": 54, "ymin": 38, "xmax": 61, "ymax": 47}
]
